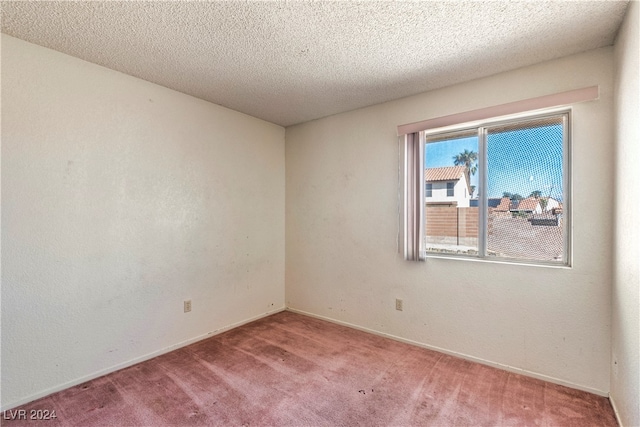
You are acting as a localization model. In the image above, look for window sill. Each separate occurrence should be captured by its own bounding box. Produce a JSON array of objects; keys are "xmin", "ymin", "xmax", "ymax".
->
[{"xmin": 423, "ymin": 253, "xmax": 572, "ymax": 269}]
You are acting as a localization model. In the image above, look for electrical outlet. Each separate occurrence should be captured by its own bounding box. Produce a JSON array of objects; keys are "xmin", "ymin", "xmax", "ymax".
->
[
  {"xmin": 395, "ymin": 298, "xmax": 403, "ymax": 311},
  {"xmin": 184, "ymin": 300, "xmax": 192, "ymax": 313}
]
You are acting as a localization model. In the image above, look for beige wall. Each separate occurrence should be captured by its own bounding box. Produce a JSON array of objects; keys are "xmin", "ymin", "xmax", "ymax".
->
[
  {"xmin": 612, "ymin": 1, "xmax": 640, "ymax": 425},
  {"xmin": 286, "ymin": 47, "xmax": 614, "ymax": 394},
  {"xmin": 1, "ymin": 35, "xmax": 285, "ymax": 409}
]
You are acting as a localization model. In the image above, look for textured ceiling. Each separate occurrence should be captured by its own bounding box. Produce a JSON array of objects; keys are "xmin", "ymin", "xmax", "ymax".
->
[{"xmin": 1, "ymin": 1, "xmax": 629, "ymax": 127}]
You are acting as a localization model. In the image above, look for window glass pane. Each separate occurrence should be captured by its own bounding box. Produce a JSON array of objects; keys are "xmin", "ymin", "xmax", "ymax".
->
[
  {"xmin": 425, "ymin": 183, "xmax": 433, "ymax": 197},
  {"xmin": 486, "ymin": 115, "xmax": 565, "ymax": 262},
  {"xmin": 424, "ymin": 130, "xmax": 479, "ymax": 255}
]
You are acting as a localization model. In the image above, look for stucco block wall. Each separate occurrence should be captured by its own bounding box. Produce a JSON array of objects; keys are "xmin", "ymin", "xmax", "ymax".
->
[
  {"xmin": 612, "ymin": 1, "xmax": 640, "ymax": 425},
  {"xmin": 286, "ymin": 48, "xmax": 615, "ymax": 394},
  {"xmin": 426, "ymin": 206, "xmax": 478, "ymax": 241},
  {"xmin": 1, "ymin": 35, "xmax": 285, "ymax": 409}
]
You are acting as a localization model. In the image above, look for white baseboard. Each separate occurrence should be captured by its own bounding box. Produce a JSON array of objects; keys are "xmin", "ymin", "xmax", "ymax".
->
[
  {"xmin": 609, "ymin": 393, "xmax": 624, "ymax": 427},
  {"xmin": 286, "ymin": 307, "xmax": 609, "ymax": 398},
  {"xmin": 1, "ymin": 307, "xmax": 286, "ymax": 412}
]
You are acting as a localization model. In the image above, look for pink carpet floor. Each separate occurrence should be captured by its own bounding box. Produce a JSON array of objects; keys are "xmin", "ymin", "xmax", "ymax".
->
[{"xmin": 2, "ymin": 311, "xmax": 617, "ymax": 426}]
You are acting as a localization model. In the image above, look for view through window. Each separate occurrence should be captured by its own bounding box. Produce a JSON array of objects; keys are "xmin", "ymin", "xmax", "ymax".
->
[{"xmin": 424, "ymin": 112, "xmax": 569, "ymax": 265}]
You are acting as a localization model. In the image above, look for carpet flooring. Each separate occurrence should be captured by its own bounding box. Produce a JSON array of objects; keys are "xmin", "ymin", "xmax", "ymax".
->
[{"xmin": 2, "ymin": 311, "xmax": 617, "ymax": 426}]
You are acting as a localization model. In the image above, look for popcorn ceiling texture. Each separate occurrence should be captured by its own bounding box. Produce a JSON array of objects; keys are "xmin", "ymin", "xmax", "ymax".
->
[{"xmin": 0, "ymin": 1, "xmax": 628, "ymax": 126}]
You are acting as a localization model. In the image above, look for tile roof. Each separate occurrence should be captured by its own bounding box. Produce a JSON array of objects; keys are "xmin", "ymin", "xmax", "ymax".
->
[
  {"xmin": 425, "ymin": 166, "xmax": 467, "ymax": 182},
  {"xmin": 514, "ymin": 197, "xmax": 541, "ymax": 211},
  {"xmin": 494, "ymin": 197, "xmax": 512, "ymax": 211}
]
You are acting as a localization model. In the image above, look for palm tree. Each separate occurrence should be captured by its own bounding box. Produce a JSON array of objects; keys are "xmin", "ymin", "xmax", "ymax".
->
[
  {"xmin": 453, "ymin": 149, "xmax": 478, "ymax": 175},
  {"xmin": 529, "ymin": 190, "xmax": 542, "ymax": 198},
  {"xmin": 453, "ymin": 149, "xmax": 478, "ymax": 195}
]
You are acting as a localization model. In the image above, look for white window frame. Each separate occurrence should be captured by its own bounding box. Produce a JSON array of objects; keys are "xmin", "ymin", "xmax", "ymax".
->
[{"xmin": 422, "ymin": 108, "xmax": 572, "ymax": 267}]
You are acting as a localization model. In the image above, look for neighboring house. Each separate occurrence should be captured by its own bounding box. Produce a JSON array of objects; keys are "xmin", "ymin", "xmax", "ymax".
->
[
  {"xmin": 510, "ymin": 196, "xmax": 562, "ymax": 215},
  {"xmin": 511, "ymin": 197, "xmax": 543, "ymax": 214},
  {"xmin": 481, "ymin": 196, "xmax": 563, "ymax": 215},
  {"xmin": 494, "ymin": 197, "xmax": 514, "ymax": 212},
  {"xmin": 488, "ymin": 196, "xmax": 516, "ymax": 217},
  {"xmin": 542, "ymin": 197, "xmax": 561, "ymax": 212},
  {"xmin": 425, "ymin": 166, "xmax": 471, "ymax": 207}
]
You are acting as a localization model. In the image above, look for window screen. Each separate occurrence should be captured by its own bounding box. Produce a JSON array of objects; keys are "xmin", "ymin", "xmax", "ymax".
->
[{"xmin": 486, "ymin": 115, "xmax": 566, "ymax": 262}]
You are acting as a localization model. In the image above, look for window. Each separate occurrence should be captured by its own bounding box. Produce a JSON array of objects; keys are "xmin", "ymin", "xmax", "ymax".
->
[
  {"xmin": 446, "ymin": 182, "xmax": 454, "ymax": 197},
  {"xmin": 425, "ymin": 183, "xmax": 433, "ymax": 197},
  {"xmin": 400, "ymin": 86, "xmax": 595, "ymax": 263},
  {"xmin": 423, "ymin": 111, "xmax": 570, "ymax": 265}
]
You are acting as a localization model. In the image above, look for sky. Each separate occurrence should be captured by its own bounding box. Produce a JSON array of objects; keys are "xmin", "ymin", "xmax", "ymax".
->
[{"xmin": 425, "ymin": 123, "xmax": 564, "ymax": 200}]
